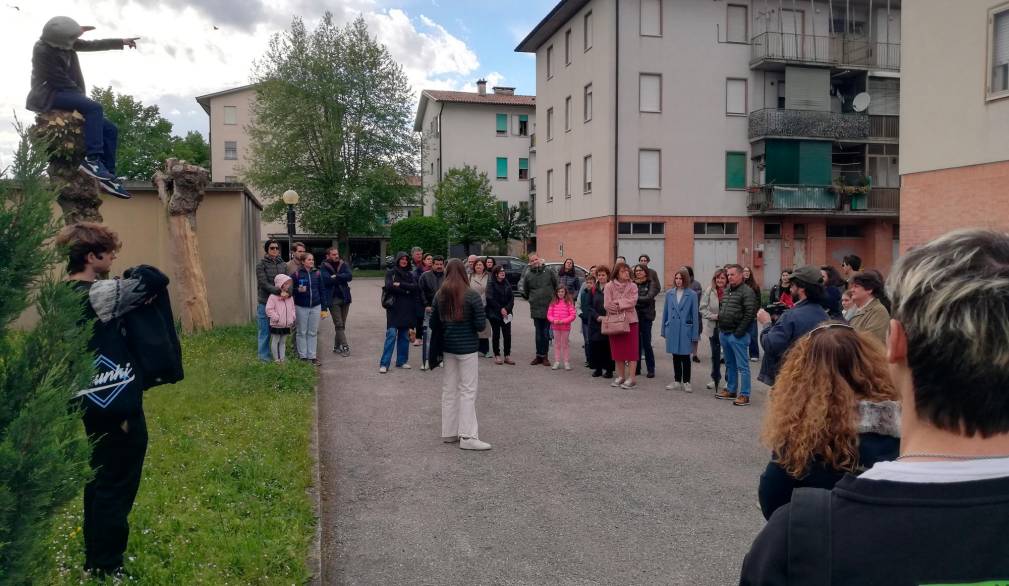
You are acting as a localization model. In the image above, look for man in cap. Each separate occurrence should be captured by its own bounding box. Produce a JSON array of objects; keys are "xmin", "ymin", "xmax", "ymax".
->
[
  {"xmin": 26, "ymin": 16, "xmax": 138, "ymax": 199},
  {"xmin": 754, "ymin": 265, "xmax": 830, "ymax": 386}
]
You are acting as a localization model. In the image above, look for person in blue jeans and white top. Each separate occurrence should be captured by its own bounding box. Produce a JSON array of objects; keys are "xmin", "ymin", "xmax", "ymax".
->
[
  {"xmin": 291, "ymin": 253, "xmax": 323, "ymax": 365},
  {"xmin": 715, "ymin": 264, "xmax": 757, "ymax": 406}
]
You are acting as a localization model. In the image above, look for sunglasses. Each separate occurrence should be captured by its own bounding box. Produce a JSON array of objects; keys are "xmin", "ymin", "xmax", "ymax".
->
[
  {"xmin": 268, "ymin": 246, "xmax": 280, "ymax": 250},
  {"xmin": 806, "ymin": 322, "xmax": 854, "ymax": 338}
]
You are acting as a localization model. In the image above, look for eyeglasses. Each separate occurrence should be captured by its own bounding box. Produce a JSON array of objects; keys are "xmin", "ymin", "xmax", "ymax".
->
[
  {"xmin": 806, "ymin": 322, "xmax": 854, "ymax": 338},
  {"xmin": 268, "ymin": 246, "xmax": 280, "ymax": 250}
]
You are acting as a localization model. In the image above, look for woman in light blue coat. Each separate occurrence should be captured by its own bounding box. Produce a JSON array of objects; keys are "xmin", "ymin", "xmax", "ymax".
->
[{"xmin": 661, "ymin": 268, "xmax": 700, "ymax": 392}]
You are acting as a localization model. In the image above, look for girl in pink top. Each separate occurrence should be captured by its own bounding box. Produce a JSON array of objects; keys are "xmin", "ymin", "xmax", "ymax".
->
[
  {"xmin": 547, "ymin": 286, "xmax": 578, "ymax": 370},
  {"xmin": 265, "ymin": 274, "xmax": 297, "ymax": 362}
]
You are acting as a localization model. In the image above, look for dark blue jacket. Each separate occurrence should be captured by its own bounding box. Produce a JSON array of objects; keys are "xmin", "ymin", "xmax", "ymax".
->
[
  {"xmin": 758, "ymin": 300, "xmax": 829, "ymax": 385},
  {"xmin": 320, "ymin": 259, "xmax": 352, "ymax": 307},
  {"xmin": 291, "ymin": 268, "xmax": 323, "ymax": 308}
]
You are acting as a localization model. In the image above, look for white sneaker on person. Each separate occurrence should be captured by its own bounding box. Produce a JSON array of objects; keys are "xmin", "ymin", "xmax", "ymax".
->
[
  {"xmin": 398, "ymin": 363, "xmax": 411, "ymax": 369},
  {"xmin": 665, "ymin": 381, "xmax": 681, "ymax": 391},
  {"xmin": 551, "ymin": 361, "xmax": 561, "ymax": 370},
  {"xmin": 379, "ymin": 366, "xmax": 388, "ymax": 374},
  {"xmin": 564, "ymin": 362, "xmax": 572, "ymax": 371},
  {"xmin": 610, "ymin": 377, "xmax": 625, "ymax": 387},
  {"xmin": 420, "ymin": 362, "xmax": 428, "ymax": 371},
  {"xmin": 706, "ymin": 381, "xmax": 716, "ymax": 389},
  {"xmin": 459, "ymin": 437, "xmax": 492, "ymax": 450},
  {"xmin": 750, "ymin": 357, "xmax": 759, "ymax": 362},
  {"xmin": 683, "ymin": 383, "xmax": 693, "ymax": 393}
]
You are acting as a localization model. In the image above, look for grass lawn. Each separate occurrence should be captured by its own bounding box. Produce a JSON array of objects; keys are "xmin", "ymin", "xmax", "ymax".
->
[
  {"xmin": 350, "ymin": 269, "xmax": 385, "ymax": 278},
  {"xmin": 46, "ymin": 325, "xmax": 317, "ymax": 585}
]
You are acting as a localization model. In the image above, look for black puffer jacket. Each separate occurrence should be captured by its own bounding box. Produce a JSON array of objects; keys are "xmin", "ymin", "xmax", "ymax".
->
[
  {"xmin": 430, "ymin": 289, "xmax": 486, "ymax": 355},
  {"xmin": 27, "ymin": 34, "xmax": 125, "ymax": 112},
  {"xmin": 384, "ymin": 253, "xmax": 418, "ymax": 329},
  {"xmin": 635, "ymin": 278, "xmax": 660, "ymax": 322},
  {"xmin": 584, "ymin": 285, "xmax": 608, "ymax": 342},
  {"xmin": 256, "ymin": 255, "xmax": 287, "ymax": 305},
  {"xmin": 717, "ymin": 282, "xmax": 757, "ymax": 337},
  {"xmin": 485, "ymin": 277, "xmax": 514, "ymax": 323}
]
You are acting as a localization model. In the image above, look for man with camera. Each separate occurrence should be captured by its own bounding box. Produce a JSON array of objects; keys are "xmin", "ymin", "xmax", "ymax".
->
[{"xmin": 755, "ymin": 265, "xmax": 829, "ymax": 386}]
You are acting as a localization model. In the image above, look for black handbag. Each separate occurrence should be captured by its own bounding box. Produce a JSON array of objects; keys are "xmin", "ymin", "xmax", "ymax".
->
[{"xmin": 381, "ymin": 287, "xmax": 395, "ymax": 309}]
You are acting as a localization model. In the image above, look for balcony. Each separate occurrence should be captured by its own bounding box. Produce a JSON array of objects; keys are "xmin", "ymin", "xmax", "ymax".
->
[
  {"xmin": 750, "ymin": 32, "xmax": 900, "ymax": 71},
  {"xmin": 749, "ymin": 108, "xmax": 868, "ymax": 141},
  {"xmin": 748, "ymin": 185, "xmax": 899, "ymax": 217},
  {"xmin": 869, "ymin": 115, "xmax": 899, "ymax": 141}
]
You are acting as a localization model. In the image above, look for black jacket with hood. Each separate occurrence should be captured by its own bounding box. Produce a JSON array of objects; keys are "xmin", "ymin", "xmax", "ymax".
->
[{"xmin": 384, "ymin": 252, "xmax": 418, "ymax": 329}]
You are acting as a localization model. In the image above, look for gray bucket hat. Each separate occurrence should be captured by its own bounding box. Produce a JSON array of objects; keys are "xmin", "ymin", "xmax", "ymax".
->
[{"xmin": 41, "ymin": 16, "xmax": 93, "ymax": 50}]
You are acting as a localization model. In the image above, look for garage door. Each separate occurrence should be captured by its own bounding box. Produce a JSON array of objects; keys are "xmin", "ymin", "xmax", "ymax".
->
[
  {"xmin": 619, "ymin": 238, "xmax": 665, "ymax": 288},
  {"xmin": 762, "ymin": 240, "xmax": 782, "ymax": 289},
  {"xmin": 693, "ymin": 239, "xmax": 738, "ymax": 286}
]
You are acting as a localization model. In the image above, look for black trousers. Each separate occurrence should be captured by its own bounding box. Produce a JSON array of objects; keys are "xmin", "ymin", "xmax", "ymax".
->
[
  {"xmin": 672, "ymin": 354, "xmax": 692, "ymax": 382},
  {"xmin": 533, "ymin": 318, "xmax": 550, "ymax": 357},
  {"xmin": 83, "ymin": 413, "xmax": 148, "ymax": 572},
  {"xmin": 490, "ymin": 319, "xmax": 512, "ymax": 356},
  {"xmin": 478, "ymin": 338, "xmax": 490, "ymax": 354},
  {"xmin": 709, "ymin": 334, "xmax": 722, "ymax": 383},
  {"xmin": 589, "ymin": 338, "xmax": 615, "ymax": 373}
]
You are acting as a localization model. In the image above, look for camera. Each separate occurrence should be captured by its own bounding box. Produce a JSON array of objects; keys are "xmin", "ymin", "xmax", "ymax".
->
[{"xmin": 764, "ymin": 302, "xmax": 789, "ymax": 320}]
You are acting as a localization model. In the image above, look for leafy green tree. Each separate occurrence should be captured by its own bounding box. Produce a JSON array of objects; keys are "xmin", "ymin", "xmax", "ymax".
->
[
  {"xmin": 390, "ymin": 216, "xmax": 449, "ymax": 258},
  {"xmin": 0, "ymin": 122, "xmax": 93, "ymax": 582},
  {"xmin": 169, "ymin": 130, "xmax": 210, "ymax": 169},
  {"xmin": 245, "ymin": 14, "xmax": 418, "ymax": 248},
  {"xmin": 492, "ymin": 203, "xmax": 532, "ymax": 253},
  {"xmin": 434, "ymin": 166, "xmax": 498, "ymax": 255}
]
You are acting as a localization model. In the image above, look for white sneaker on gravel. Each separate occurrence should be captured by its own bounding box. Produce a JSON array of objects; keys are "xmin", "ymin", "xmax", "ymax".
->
[
  {"xmin": 551, "ymin": 361, "xmax": 560, "ymax": 370},
  {"xmin": 379, "ymin": 366, "xmax": 388, "ymax": 374},
  {"xmin": 665, "ymin": 381, "xmax": 682, "ymax": 391},
  {"xmin": 564, "ymin": 362, "xmax": 572, "ymax": 371},
  {"xmin": 420, "ymin": 362, "xmax": 428, "ymax": 371},
  {"xmin": 683, "ymin": 383, "xmax": 693, "ymax": 393},
  {"xmin": 706, "ymin": 381, "xmax": 716, "ymax": 389},
  {"xmin": 610, "ymin": 377, "xmax": 625, "ymax": 387},
  {"xmin": 459, "ymin": 437, "xmax": 492, "ymax": 450},
  {"xmin": 397, "ymin": 364, "xmax": 412, "ymax": 369}
]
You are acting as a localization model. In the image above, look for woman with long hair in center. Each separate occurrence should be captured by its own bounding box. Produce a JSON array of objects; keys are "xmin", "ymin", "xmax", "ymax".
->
[
  {"xmin": 430, "ymin": 259, "xmax": 491, "ymax": 450},
  {"xmin": 758, "ymin": 323, "xmax": 900, "ymax": 520},
  {"xmin": 605, "ymin": 261, "xmax": 641, "ymax": 389}
]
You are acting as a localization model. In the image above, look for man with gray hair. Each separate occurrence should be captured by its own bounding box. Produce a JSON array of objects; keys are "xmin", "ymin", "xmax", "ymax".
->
[{"xmin": 740, "ymin": 229, "xmax": 1009, "ymax": 585}]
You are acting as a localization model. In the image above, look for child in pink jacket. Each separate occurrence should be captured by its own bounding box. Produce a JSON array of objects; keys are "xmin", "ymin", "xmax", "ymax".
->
[
  {"xmin": 547, "ymin": 286, "xmax": 578, "ymax": 370},
  {"xmin": 265, "ymin": 274, "xmax": 296, "ymax": 362}
]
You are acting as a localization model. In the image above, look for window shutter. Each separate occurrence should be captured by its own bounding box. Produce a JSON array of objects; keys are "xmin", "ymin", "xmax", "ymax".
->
[
  {"xmin": 584, "ymin": 156, "xmax": 592, "ymax": 192},
  {"xmin": 785, "ymin": 66, "xmax": 830, "ymax": 111},
  {"xmin": 519, "ymin": 114, "xmax": 528, "ymax": 123},
  {"xmin": 994, "ymin": 11, "xmax": 1009, "ymax": 91},
  {"xmin": 639, "ymin": 150, "xmax": 661, "ymax": 189},
  {"xmin": 726, "ymin": 79, "xmax": 747, "ymax": 115},
  {"xmin": 725, "ymin": 152, "xmax": 746, "ymax": 189},
  {"xmin": 496, "ymin": 157, "xmax": 508, "ymax": 179},
  {"xmin": 727, "ymin": 5, "xmax": 748, "ymax": 43},
  {"xmin": 519, "ymin": 158, "xmax": 529, "ymax": 171},
  {"xmin": 641, "ymin": 0, "xmax": 662, "ymax": 36},
  {"xmin": 640, "ymin": 74, "xmax": 661, "ymax": 112},
  {"xmin": 496, "ymin": 113, "xmax": 508, "ymax": 133},
  {"xmin": 868, "ymin": 78, "xmax": 899, "ymax": 115},
  {"xmin": 584, "ymin": 11, "xmax": 593, "ymax": 50}
]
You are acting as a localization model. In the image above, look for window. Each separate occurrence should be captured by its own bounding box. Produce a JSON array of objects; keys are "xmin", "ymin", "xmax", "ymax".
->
[
  {"xmin": 565, "ymin": 29, "xmax": 572, "ymax": 65},
  {"xmin": 726, "ymin": 4, "xmax": 748, "ymax": 43},
  {"xmin": 223, "ymin": 106, "xmax": 237, "ymax": 125},
  {"xmin": 519, "ymin": 158, "xmax": 529, "ymax": 180},
  {"xmin": 989, "ymin": 5, "xmax": 1009, "ymax": 99},
  {"xmin": 565, "ymin": 96, "xmax": 572, "ymax": 131},
  {"xmin": 726, "ymin": 78, "xmax": 747, "ymax": 115},
  {"xmin": 224, "ymin": 141, "xmax": 237, "ymax": 160},
  {"xmin": 584, "ymin": 83, "xmax": 593, "ymax": 121},
  {"xmin": 694, "ymin": 222, "xmax": 739, "ymax": 236},
  {"xmin": 547, "ymin": 169, "xmax": 554, "ymax": 202},
  {"xmin": 725, "ymin": 151, "xmax": 746, "ymax": 189},
  {"xmin": 547, "ymin": 45, "xmax": 554, "ymax": 79},
  {"xmin": 640, "ymin": 73, "xmax": 662, "ymax": 112},
  {"xmin": 546, "ymin": 107, "xmax": 554, "ymax": 140},
  {"xmin": 496, "ymin": 157, "xmax": 508, "ymax": 180},
  {"xmin": 641, "ymin": 0, "xmax": 662, "ymax": 36},
  {"xmin": 763, "ymin": 223, "xmax": 782, "ymax": 238},
  {"xmin": 518, "ymin": 114, "xmax": 529, "ymax": 136},
  {"xmin": 583, "ymin": 155, "xmax": 593, "ymax": 193},
  {"xmin": 794, "ymin": 223, "xmax": 807, "ymax": 238},
  {"xmin": 496, "ymin": 113, "xmax": 508, "ymax": 135},
  {"xmin": 639, "ymin": 149, "xmax": 661, "ymax": 189},
  {"xmin": 584, "ymin": 11, "xmax": 593, "ymax": 51},
  {"xmin": 564, "ymin": 163, "xmax": 571, "ymax": 198},
  {"xmin": 618, "ymin": 222, "xmax": 665, "ymax": 235},
  {"xmin": 224, "ymin": 175, "xmax": 238, "ymax": 182},
  {"xmin": 827, "ymin": 224, "xmax": 864, "ymax": 238}
]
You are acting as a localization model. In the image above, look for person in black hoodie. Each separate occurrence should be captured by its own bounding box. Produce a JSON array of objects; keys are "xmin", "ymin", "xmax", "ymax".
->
[
  {"xmin": 26, "ymin": 16, "xmax": 137, "ymax": 199},
  {"xmin": 485, "ymin": 265, "xmax": 515, "ymax": 365},
  {"xmin": 379, "ymin": 251, "xmax": 418, "ymax": 372},
  {"xmin": 585, "ymin": 266, "xmax": 614, "ymax": 378},
  {"xmin": 320, "ymin": 247, "xmax": 353, "ymax": 356},
  {"xmin": 56, "ymin": 222, "xmax": 180, "ymax": 578}
]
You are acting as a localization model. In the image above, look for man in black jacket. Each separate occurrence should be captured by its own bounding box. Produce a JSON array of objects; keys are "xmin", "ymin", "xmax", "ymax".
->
[
  {"xmin": 740, "ymin": 229, "xmax": 1009, "ymax": 586},
  {"xmin": 320, "ymin": 247, "xmax": 353, "ymax": 356},
  {"xmin": 419, "ymin": 255, "xmax": 446, "ymax": 370},
  {"xmin": 27, "ymin": 16, "xmax": 138, "ymax": 199},
  {"xmin": 715, "ymin": 264, "xmax": 757, "ymax": 406}
]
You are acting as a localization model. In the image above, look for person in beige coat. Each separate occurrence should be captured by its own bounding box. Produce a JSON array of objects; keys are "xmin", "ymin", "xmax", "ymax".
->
[
  {"xmin": 469, "ymin": 259, "xmax": 492, "ymax": 357},
  {"xmin": 700, "ymin": 268, "xmax": 728, "ymax": 390},
  {"xmin": 848, "ymin": 271, "xmax": 890, "ymax": 346}
]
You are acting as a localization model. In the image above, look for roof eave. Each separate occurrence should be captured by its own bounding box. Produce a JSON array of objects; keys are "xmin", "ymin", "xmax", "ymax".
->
[
  {"xmin": 515, "ymin": 0, "xmax": 591, "ymax": 53},
  {"xmin": 413, "ymin": 91, "xmax": 433, "ymax": 132}
]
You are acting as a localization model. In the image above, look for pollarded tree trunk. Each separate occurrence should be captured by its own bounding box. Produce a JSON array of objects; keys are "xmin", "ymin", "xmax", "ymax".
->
[
  {"xmin": 153, "ymin": 158, "xmax": 213, "ymax": 333},
  {"xmin": 31, "ymin": 111, "xmax": 103, "ymax": 224}
]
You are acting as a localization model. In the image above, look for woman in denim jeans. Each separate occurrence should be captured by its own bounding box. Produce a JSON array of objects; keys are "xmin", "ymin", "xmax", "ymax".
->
[{"xmin": 379, "ymin": 252, "xmax": 418, "ymax": 373}]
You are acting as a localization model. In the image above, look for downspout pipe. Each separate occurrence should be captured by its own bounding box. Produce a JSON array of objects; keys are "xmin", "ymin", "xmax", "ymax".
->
[{"xmin": 612, "ymin": 0, "xmax": 620, "ymax": 262}]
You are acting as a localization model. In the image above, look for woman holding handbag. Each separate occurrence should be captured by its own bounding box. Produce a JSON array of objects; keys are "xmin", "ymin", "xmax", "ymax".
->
[{"xmin": 604, "ymin": 261, "xmax": 641, "ymax": 389}]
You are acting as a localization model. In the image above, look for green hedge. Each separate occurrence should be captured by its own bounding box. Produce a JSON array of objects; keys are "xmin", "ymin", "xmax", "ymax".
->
[{"xmin": 389, "ymin": 216, "xmax": 449, "ymax": 257}]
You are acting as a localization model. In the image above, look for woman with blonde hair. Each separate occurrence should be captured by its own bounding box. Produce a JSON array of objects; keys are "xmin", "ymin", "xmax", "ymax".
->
[{"xmin": 758, "ymin": 322, "xmax": 900, "ymax": 520}]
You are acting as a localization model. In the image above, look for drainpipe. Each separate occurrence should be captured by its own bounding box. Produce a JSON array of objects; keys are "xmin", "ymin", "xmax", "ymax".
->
[{"xmin": 612, "ymin": 0, "xmax": 621, "ymax": 262}]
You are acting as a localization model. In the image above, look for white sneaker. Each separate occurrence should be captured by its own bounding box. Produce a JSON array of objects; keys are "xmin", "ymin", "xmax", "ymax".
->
[
  {"xmin": 459, "ymin": 437, "xmax": 492, "ymax": 450},
  {"xmin": 398, "ymin": 363, "xmax": 412, "ymax": 369},
  {"xmin": 665, "ymin": 382, "xmax": 681, "ymax": 391},
  {"xmin": 750, "ymin": 357, "xmax": 759, "ymax": 362},
  {"xmin": 706, "ymin": 381, "xmax": 716, "ymax": 390},
  {"xmin": 420, "ymin": 362, "xmax": 428, "ymax": 371},
  {"xmin": 683, "ymin": 383, "xmax": 693, "ymax": 393},
  {"xmin": 564, "ymin": 362, "xmax": 572, "ymax": 371},
  {"xmin": 610, "ymin": 377, "xmax": 625, "ymax": 387},
  {"xmin": 551, "ymin": 361, "xmax": 561, "ymax": 370},
  {"xmin": 379, "ymin": 366, "xmax": 388, "ymax": 374}
]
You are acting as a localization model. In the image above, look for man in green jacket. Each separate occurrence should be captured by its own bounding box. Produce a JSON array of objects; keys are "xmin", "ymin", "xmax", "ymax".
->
[
  {"xmin": 716, "ymin": 264, "xmax": 757, "ymax": 405},
  {"xmin": 521, "ymin": 253, "xmax": 559, "ymax": 365}
]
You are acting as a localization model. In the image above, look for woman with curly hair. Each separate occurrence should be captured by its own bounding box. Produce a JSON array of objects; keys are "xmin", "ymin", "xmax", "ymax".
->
[{"xmin": 757, "ymin": 322, "xmax": 900, "ymax": 520}]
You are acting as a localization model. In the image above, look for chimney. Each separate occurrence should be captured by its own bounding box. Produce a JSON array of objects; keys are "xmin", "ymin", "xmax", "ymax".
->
[
  {"xmin": 492, "ymin": 86, "xmax": 516, "ymax": 95},
  {"xmin": 477, "ymin": 79, "xmax": 487, "ymax": 96}
]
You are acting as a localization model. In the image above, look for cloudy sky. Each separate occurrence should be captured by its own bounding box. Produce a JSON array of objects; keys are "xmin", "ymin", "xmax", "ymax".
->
[{"xmin": 0, "ymin": 0, "xmax": 554, "ymax": 166}]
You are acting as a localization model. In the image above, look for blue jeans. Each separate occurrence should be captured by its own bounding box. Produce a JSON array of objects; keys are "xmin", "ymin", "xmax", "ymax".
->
[
  {"xmin": 380, "ymin": 327, "xmax": 410, "ymax": 368},
  {"xmin": 256, "ymin": 303, "xmax": 271, "ymax": 361},
  {"xmin": 748, "ymin": 321, "xmax": 760, "ymax": 358},
  {"xmin": 720, "ymin": 331, "xmax": 751, "ymax": 397},
  {"xmin": 50, "ymin": 91, "xmax": 118, "ymax": 173},
  {"xmin": 421, "ymin": 311, "xmax": 432, "ymax": 364}
]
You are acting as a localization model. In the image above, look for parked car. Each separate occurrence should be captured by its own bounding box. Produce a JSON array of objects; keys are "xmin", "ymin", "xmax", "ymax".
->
[
  {"xmin": 516, "ymin": 261, "xmax": 589, "ymax": 299},
  {"xmin": 351, "ymin": 255, "xmax": 382, "ymax": 271},
  {"xmin": 483, "ymin": 256, "xmax": 528, "ymax": 289}
]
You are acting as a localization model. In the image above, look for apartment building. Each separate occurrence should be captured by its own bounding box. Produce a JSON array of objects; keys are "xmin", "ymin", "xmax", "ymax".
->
[
  {"xmin": 517, "ymin": 0, "xmax": 902, "ymax": 288},
  {"xmin": 899, "ymin": 0, "xmax": 1009, "ymax": 249},
  {"xmin": 415, "ymin": 82, "xmax": 536, "ymax": 223}
]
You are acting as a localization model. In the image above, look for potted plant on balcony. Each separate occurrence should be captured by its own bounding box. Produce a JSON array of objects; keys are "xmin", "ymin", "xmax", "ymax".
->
[{"xmin": 830, "ymin": 176, "xmax": 871, "ymax": 210}]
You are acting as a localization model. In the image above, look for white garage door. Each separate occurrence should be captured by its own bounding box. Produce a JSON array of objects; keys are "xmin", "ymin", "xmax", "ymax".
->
[
  {"xmin": 793, "ymin": 239, "xmax": 806, "ymax": 267},
  {"xmin": 693, "ymin": 239, "xmax": 738, "ymax": 286},
  {"xmin": 619, "ymin": 238, "xmax": 665, "ymax": 288},
  {"xmin": 762, "ymin": 240, "xmax": 782, "ymax": 289}
]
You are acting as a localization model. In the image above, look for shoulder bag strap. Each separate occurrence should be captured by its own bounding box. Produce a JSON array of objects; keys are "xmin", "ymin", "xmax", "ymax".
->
[{"xmin": 787, "ymin": 487, "xmax": 832, "ymax": 585}]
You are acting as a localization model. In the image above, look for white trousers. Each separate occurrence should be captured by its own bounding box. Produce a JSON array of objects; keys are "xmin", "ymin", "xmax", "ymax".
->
[
  {"xmin": 441, "ymin": 352, "xmax": 479, "ymax": 439},
  {"xmin": 295, "ymin": 305, "xmax": 321, "ymax": 359},
  {"xmin": 270, "ymin": 333, "xmax": 288, "ymax": 361}
]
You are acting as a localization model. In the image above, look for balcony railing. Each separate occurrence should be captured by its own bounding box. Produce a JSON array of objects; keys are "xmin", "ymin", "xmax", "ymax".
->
[
  {"xmin": 748, "ymin": 185, "xmax": 899, "ymax": 216},
  {"xmin": 869, "ymin": 115, "xmax": 899, "ymax": 140},
  {"xmin": 749, "ymin": 108, "xmax": 869, "ymax": 141},
  {"xmin": 750, "ymin": 32, "xmax": 900, "ymax": 71}
]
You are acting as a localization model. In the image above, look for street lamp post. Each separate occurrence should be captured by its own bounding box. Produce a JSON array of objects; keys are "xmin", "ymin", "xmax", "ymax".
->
[{"xmin": 282, "ymin": 189, "xmax": 300, "ymax": 260}]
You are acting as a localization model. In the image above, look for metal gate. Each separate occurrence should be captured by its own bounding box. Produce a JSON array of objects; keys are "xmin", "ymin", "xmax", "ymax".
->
[
  {"xmin": 793, "ymin": 238, "xmax": 806, "ymax": 267},
  {"xmin": 762, "ymin": 240, "xmax": 782, "ymax": 289},
  {"xmin": 693, "ymin": 239, "xmax": 738, "ymax": 286},
  {"xmin": 619, "ymin": 238, "xmax": 665, "ymax": 287}
]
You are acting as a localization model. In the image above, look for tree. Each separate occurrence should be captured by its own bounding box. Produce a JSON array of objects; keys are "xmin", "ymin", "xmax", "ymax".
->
[
  {"xmin": 434, "ymin": 166, "xmax": 498, "ymax": 255},
  {"xmin": 390, "ymin": 216, "xmax": 449, "ymax": 258},
  {"xmin": 245, "ymin": 14, "xmax": 418, "ymax": 248},
  {"xmin": 169, "ymin": 131, "xmax": 210, "ymax": 170},
  {"xmin": 0, "ymin": 122, "xmax": 93, "ymax": 582},
  {"xmin": 492, "ymin": 203, "xmax": 532, "ymax": 254}
]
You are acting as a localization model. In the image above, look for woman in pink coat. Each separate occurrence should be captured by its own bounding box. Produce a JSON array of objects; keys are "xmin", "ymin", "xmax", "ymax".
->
[
  {"xmin": 604, "ymin": 261, "xmax": 641, "ymax": 389},
  {"xmin": 547, "ymin": 285, "xmax": 578, "ymax": 370},
  {"xmin": 265, "ymin": 274, "xmax": 297, "ymax": 362}
]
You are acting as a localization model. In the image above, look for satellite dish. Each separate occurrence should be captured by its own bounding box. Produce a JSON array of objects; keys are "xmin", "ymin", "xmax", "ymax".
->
[{"xmin": 852, "ymin": 92, "xmax": 871, "ymax": 112}]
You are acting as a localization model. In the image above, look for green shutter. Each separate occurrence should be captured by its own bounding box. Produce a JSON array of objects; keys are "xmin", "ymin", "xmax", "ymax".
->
[
  {"xmin": 496, "ymin": 113, "xmax": 508, "ymax": 133},
  {"xmin": 797, "ymin": 141, "xmax": 832, "ymax": 186},
  {"xmin": 496, "ymin": 157, "xmax": 508, "ymax": 179},
  {"xmin": 519, "ymin": 114, "xmax": 528, "ymax": 122},
  {"xmin": 519, "ymin": 158, "xmax": 529, "ymax": 170},
  {"xmin": 725, "ymin": 152, "xmax": 746, "ymax": 189},
  {"xmin": 765, "ymin": 140, "xmax": 799, "ymax": 184}
]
